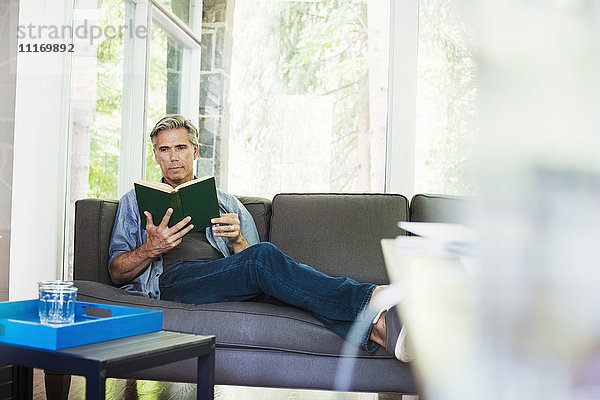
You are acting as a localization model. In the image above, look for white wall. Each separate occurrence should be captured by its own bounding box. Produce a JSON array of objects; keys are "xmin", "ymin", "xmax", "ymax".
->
[
  {"xmin": 9, "ymin": 0, "xmax": 72, "ymax": 300},
  {"xmin": 0, "ymin": 0, "xmax": 19, "ymax": 301}
]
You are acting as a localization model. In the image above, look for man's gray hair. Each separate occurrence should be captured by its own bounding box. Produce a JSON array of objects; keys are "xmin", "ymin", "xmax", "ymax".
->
[{"xmin": 150, "ymin": 115, "xmax": 199, "ymax": 147}]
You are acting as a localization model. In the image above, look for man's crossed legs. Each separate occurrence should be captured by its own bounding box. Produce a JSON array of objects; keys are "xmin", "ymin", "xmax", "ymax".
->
[{"xmin": 159, "ymin": 242, "xmax": 411, "ymax": 360}]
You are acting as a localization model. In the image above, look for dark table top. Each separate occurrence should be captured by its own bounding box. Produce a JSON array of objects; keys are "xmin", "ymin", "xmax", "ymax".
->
[{"xmin": 0, "ymin": 331, "xmax": 215, "ymax": 377}]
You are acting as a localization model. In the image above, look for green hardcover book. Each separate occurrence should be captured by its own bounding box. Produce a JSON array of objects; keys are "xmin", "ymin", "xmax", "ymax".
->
[{"xmin": 134, "ymin": 176, "xmax": 220, "ymax": 232}]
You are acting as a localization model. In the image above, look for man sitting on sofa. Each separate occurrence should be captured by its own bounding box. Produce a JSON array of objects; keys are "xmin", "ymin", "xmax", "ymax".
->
[{"xmin": 108, "ymin": 114, "xmax": 411, "ymax": 362}]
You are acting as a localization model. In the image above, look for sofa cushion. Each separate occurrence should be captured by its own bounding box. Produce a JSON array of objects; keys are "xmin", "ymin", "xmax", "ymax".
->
[
  {"xmin": 409, "ymin": 193, "xmax": 469, "ymax": 223},
  {"xmin": 74, "ymin": 280, "xmax": 417, "ymax": 392},
  {"xmin": 268, "ymin": 193, "xmax": 409, "ymax": 285},
  {"xmin": 74, "ymin": 280, "xmax": 393, "ymax": 358}
]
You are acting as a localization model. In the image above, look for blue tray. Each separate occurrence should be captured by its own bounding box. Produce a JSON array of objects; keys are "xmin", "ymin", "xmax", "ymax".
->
[{"xmin": 0, "ymin": 300, "xmax": 163, "ymax": 350}]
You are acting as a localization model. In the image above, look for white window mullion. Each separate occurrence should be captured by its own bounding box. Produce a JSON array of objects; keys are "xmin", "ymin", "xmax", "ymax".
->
[
  {"xmin": 189, "ymin": 0, "xmax": 203, "ymax": 35},
  {"xmin": 180, "ymin": 48, "xmax": 201, "ymax": 123},
  {"xmin": 385, "ymin": 0, "xmax": 419, "ymax": 197},
  {"xmin": 180, "ymin": 47, "xmax": 201, "ymax": 178}
]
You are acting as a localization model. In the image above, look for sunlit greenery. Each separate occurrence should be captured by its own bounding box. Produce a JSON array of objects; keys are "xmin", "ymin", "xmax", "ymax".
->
[
  {"xmin": 229, "ymin": 0, "xmax": 376, "ymax": 196},
  {"xmin": 415, "ymin": 0, "xmax": 478, "ymax": 194},
  {"xmin": 88, "ymin": 0, "xmax": 124, "ymax": 198},
  {"xmin": 274, "ymin": 1, "xmax": 370, "ymax": 191}
]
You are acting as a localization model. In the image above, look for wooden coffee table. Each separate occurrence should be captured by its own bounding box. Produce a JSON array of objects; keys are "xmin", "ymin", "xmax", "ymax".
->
[{"xmin": 0, "ymin": 330, "xmax": 215, "ymax": 400}]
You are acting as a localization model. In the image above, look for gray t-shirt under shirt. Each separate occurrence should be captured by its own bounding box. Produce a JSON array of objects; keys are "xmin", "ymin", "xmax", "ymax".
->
[{"xmin": 162, "ymin": 230, "xmax": 224, "ymax": 273}]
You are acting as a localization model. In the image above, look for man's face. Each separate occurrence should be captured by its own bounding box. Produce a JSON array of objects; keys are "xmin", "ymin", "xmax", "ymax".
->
[{"xmin": 153, "ymin": 127, "xmax": 199, "ymax": 187}]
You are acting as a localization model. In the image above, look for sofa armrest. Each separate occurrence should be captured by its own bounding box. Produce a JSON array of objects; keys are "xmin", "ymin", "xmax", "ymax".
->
[{"xmin": 73, "ymin": 198, "xmax": 119, "ymax": 285}]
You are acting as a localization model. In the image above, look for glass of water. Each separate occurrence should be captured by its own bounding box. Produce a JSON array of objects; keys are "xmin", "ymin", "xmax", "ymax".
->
[{"xmin": 38, "ymin": 281, "xmax": 77, "ymax": 325}]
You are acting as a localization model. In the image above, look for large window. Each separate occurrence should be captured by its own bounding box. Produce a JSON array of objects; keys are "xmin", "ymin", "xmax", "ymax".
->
[
  {"xmin": 68, "ymin": 0, "xmax": 477, "ymax": 204},
  {"xmin": 225, "ymin": 0, "xmax": 390, "ymax": 198}
]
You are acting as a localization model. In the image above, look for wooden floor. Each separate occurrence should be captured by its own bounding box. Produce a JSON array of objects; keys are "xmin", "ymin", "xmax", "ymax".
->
[{"xmin": 32, "ymin": 369, "xmax": 408, "ymax": 400}]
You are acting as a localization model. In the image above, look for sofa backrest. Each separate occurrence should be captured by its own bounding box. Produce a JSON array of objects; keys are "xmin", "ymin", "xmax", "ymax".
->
[
  {"xmin": 73, "ymin": 196, "xmax": 273, "ymax": 285},
  {"xmin": 269, "ymin": 193, "xmax": 409, "ymax": 285},
  {"xmin": 74, "ymin": 193, "xmax": 466, "ymax": 287}
]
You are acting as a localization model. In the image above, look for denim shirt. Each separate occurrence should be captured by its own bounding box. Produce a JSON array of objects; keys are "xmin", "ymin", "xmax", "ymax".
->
[{"xmin": 108, "ymin": 188, "xmax": 260, "ymax": 299}]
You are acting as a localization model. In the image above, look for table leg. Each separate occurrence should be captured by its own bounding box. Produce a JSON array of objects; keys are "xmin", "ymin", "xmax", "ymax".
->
[
  {"xmin": 85, "ymin": 374, "xmax": 106, "ymax": 400},
  {"xmin": 196, "ymin": 350, "xmax": 215, "ymax": 400},
  {"xmin": 14, "ymin": 366, "xmax": 33, "ymax": 400},
  {"xmin": 44, "ymin": 371, "xmax": 71, "ymax": 400}
]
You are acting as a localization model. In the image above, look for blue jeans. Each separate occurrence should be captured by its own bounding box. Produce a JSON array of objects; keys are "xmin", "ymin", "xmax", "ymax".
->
[{"xmin": 159, "ymin": 242, "xmax": 379, "ymax": 352}]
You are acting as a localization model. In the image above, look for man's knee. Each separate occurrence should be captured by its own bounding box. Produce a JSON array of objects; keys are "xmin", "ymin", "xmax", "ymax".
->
[
  {"xmin": 243, "ymin": 242, "xmax": 285, "ymax": 275},
  {"xmin": 245, "ymin": 242, "xmax": 286, "ymax": 263},
  {"xmin": 253, "ymin": 242, "xmax": 281, "ymax": 257}
]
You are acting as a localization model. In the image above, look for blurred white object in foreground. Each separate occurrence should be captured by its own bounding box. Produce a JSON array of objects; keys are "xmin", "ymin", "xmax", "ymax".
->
[
  {"xmin": 472, "ymin": 0, "xmax": 600, "ymax": 399},
  {"xmin": 387, "ymin": 0, "xmax": 600, "ymax": 398}
]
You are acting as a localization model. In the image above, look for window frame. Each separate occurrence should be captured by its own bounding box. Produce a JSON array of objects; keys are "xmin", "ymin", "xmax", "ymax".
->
[
  {"xmin": 117, "ymin": 0, "xmax": 202, "ymax": 197},
  {"xmin": 385, "ymin": 0, "xmax": 419, "ymax": 198}
]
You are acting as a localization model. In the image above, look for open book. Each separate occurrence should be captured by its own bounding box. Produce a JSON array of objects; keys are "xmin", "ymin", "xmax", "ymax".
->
[{"xmin": 134, "ymin": 176, "xmax": 220, "ymax": 232}]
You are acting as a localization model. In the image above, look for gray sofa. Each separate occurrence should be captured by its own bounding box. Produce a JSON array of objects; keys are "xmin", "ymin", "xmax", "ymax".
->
[{"xmin": 69, "ymin": 193, "xmax": 466, "ymax": 395}]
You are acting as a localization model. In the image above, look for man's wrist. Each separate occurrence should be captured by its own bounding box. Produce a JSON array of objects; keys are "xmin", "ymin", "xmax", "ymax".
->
[
  {"xmin": 138, "ymin": 242, "xmax": 160, "ymax": 261},
  {"xmin": 232, "ymin": 236, "xmax": 250, "ymax": 253}
]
